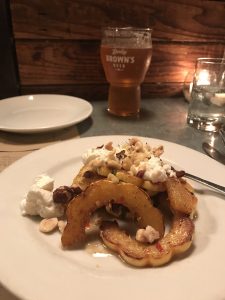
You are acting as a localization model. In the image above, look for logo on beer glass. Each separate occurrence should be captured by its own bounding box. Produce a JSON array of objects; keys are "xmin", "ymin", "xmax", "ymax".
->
[{"xmin": 105, "ymin": 48, "xmax": 135, "ymax": 71}]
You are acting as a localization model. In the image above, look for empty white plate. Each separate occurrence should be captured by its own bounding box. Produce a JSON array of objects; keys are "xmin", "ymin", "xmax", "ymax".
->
[{"xmin": 0, "ymin": 94, "xmax": 93, "ymax": 133}]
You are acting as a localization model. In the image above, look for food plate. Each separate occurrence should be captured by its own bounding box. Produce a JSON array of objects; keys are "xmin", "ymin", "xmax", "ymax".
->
[
  {"xmin": 0, "ymin": 94, "xmax": 93, "ymax": 133},
  {"xmin": 0, "ymin": 136, "xmax": 225, "ymax": 300}
]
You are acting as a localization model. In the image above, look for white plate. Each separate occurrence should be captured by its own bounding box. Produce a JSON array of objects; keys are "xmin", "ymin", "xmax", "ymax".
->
[
  {"xmin": 0, "ymin": 94, "xmax": 93, "ymax": 133},
  {"xmin": 0, "ymin": 136, "xmax": 225, "ymax": 300}
]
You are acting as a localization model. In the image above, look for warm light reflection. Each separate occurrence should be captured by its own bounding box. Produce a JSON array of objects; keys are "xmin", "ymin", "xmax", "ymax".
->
[
  {"xmin": 197, "ymin": 70, "xmax": 210, "ymax": 85},
  {"xmin": 209, "ymin": 134, "xmax": 216, "ymax": 146},
  {"xmin": 189, "ymin": 82, "xmax": 193, "ymax": 94},
  {"xmin": 93, "ymin": 252, "xmax": 112, "ymax": 258},
  {"xmin": 28, "ymin": 95, "xmax": 34, "ymax": 101},
  {"xmin": 187, "ymin": 69, "xmax": 210, "ymax": 98}
]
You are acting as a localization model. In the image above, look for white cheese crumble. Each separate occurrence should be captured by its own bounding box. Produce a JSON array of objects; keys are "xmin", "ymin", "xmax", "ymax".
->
[
  {"xmin": 82, "ymin": 139, "xmax": 176, "ymax": 183},
  {"xmin": 82, "ymin": 148, "xmax": 113, "ymax": 164},
  {"xmin": 131, "ymin": 156, "xmax": 176, "ymax": 183},
  {"xmin": 20, "ymin": 174, "xmax": 64, "ymax": 219},
  {"xmin": 136, "ymin": 225, "xmax": 160, "ymax": 244}
]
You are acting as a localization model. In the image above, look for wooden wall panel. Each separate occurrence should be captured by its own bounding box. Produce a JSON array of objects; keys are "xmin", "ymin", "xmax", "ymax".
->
[
  {"xmin": 9, "ymin": 0, "xmax": 225, "ymax": 99},
  {"xmin": 16, "ymin": 41, "xmax": 224, "ymax": 84},
  {"xmin": 11, "ymin": 0, "xmax": 225, "ymax": 42}
]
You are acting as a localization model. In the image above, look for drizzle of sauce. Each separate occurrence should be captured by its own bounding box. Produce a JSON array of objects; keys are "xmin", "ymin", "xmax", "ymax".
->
[{"xmin": 85, "ymin": 240, "xmax": 112, "ymax": 258}]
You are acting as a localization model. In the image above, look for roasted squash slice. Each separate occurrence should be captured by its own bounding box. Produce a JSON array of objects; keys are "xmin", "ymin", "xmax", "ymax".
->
[
  {"xmin": 72, "ymin": 164, "xmax": 103, "ymax": 190},
  {"xmin": 166, "ymin": 177, "xmax": 197, "ymax": 215},
  {"xmin": 61, "ymin": 180, "xmax": 164, "ymax": 248},
  {"xmin": 115, "ymin": 171, "xmax": 143, "ymax": 187},
  {"xmin": 100, "ymin": 215, "xmax": 194, "ymax": 267}
]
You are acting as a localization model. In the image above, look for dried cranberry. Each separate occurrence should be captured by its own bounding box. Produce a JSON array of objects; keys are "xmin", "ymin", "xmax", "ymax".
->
[
  {"xmin": 136, "ymin": 170, "xmax": 145, "ymax": 178},
  {"xmin": 171, "ymin": 167, "xmax": 185, "ymax": 178},
  {"xmin": 53, "ymin": 185, "xmax": 82, "ymax": 204},
  {"xmin": 175, "ymin": 170, "xmax": 185, "ymax": 178},
  {"xmin": 83, "ymin": 170, "xmax": 95, "ymax": 178}
]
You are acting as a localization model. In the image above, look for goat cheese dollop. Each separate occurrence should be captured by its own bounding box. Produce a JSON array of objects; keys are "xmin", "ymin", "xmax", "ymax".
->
[{"xmin": 20, "ymin": 174, "xmax": 64, "ymax": 218}]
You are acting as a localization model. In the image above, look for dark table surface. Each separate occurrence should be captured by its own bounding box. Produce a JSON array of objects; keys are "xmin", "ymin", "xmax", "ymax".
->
[{"xmin": 77, "ymin": 96, "xmax": 224, "ymax": 155}]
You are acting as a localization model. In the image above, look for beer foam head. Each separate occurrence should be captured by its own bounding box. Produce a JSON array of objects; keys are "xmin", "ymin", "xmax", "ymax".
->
[{"xmin": 102, "ymin": 27, "xmax": 152, "ymax": 48}]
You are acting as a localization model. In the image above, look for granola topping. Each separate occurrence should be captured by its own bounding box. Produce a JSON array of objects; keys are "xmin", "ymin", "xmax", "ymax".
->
[{"xmin": 82, "ymin": 138, "xmax": 176, "ymax": 183}]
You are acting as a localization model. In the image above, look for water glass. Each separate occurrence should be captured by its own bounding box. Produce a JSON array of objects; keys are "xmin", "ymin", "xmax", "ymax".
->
[
  {"xmin": 187, "ymin": 58, "xmax": 225, "ymax": 132},
  {"xmin": 100, "ymin": 27, "xmax": 152, "ymax": 116}
]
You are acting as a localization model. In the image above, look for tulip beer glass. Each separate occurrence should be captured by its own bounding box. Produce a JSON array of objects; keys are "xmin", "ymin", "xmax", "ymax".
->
[{"xmin": 101, "ymin": 27, "xmax": 152, "ymax": 116}]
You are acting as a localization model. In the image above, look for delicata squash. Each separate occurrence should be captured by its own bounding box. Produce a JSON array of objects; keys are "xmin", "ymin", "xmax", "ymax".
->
[
  {"xmin": 166, "ymin": 177, "xmax": 197, "ymax": 215},
  {"xmin": 100, "ymin": 216, "xmax": 194, "ymax": 267},
  {"xmin": 61, "ymin": 180, "xmax": 164, "ymax": 248},
  {"xmin": 99, "ymin": 178, "xmax": 197, "ymax": 267}
]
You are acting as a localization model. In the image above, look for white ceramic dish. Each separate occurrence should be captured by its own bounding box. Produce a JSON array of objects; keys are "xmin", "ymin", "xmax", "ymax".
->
[
  {"xmin": 0, "ymin": 94, "xmax": 93, "ymax": 133},
  {"xmin": 0, "ymin": 136, "xmax": 225, "ymax": 300}
]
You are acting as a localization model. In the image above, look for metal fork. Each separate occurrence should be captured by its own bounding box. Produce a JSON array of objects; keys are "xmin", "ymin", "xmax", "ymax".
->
[
  {"xmin": 219, "ymin": 128, "xmax": 225, "ymax": 146},
  {"xmin": 184, "ymin": 172, "xmax": 225, "ymax": 197}
]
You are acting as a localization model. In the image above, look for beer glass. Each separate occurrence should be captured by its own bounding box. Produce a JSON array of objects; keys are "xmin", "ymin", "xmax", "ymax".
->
[
  {"xmin": 187, "ymin": 58, "xmax": 225, "ymax": 132},
  {"xmin": 100, "ymin": 27, "xmax": 152, "ymax": 116}
]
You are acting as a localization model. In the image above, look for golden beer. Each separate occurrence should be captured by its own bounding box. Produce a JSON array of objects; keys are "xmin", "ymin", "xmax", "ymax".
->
[{"xmin": 101, "ymin": 28, "xmax": 152, "ymax": 116}]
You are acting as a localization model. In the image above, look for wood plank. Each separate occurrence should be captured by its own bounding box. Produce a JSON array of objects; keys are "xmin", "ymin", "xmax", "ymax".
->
[
  {"xmin": 0, "ymin": 0, "xmax": 20, "ymax": 99},
  {"xmin": 21, "ymin": 83, "xmax": 187, "ymax": 100},
  {"xmin": 15, "ymin": 40, "xmax": 225, "ymax": 85},
  {"xmin": 10, "ymin": 0, "xmax": 225, "ymax": 42}
]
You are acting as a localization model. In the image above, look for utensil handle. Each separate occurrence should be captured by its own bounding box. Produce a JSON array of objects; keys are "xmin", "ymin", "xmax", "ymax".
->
[
  {"xmin": 219, "ymin": 129, "xmax": 225, "ymax": 146},
  {"xmin": 184, "ymin": 172, "xmax": 225, "ymax": 196}
]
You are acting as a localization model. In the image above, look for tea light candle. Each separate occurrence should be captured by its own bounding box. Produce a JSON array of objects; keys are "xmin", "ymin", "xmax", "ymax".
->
[
  {"xmin": 196, "ymin": 69, "xmax": 210, "ymax": 85},
  {"xmin": 184, "ymin": 69, "xmax": 210, "ymax": 102}
]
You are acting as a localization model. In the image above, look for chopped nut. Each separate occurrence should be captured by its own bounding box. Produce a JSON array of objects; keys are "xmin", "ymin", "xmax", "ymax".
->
[
  {"xmin": 105, "ymin": 141, "xmax": 113, "ymax": 150},
  {"xmin": 134, "ymin": 141, "xmax": 144, "ymax": 152},
  {"xmin": 91, "ymin": 158, "xmax": 102, "ymax": 168},
  {"xmin": 39, "ymin": 218, "xmax": 58, "ymax": 233},
  {"xmin": 153, "ymin": 145, "xmax": 164, "ymax": 157},
  {"xmin": 108, "ymin": 149, "xmax": 116, "ymax": 160},
  {"xmin": 97, "ymin": 165, "xmax": 111, "ymax": 177},
  {"xmin": 142, "ymin": 181, "xmax": 165, "ymax": 192},
  {"xmin": 58, "ymin": 220, "xmax": 67, "ymax": 233},
  {"xmin": 107, "ymin": 173, "xmax": 119, "ymax": 183},
  {"xmin": 107, "ymin": 159, "xmax": 121, "ymax": 169},
  {"xmin": 122, "ymin": 156, "xmax": 132, "ymax": 171},
  {"xmin": 128, "ymin": 137, "xmax": 139, "ymax": 146}
]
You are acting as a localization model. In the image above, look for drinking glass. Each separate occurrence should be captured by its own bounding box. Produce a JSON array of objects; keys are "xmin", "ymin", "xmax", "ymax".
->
[
  {"xmin": 100, "ymin": 27, "xmax": 152, "ymax": 116},
  {"xmin": 187, "ymin": 58, "xmax": 225, "ymax": 132}
]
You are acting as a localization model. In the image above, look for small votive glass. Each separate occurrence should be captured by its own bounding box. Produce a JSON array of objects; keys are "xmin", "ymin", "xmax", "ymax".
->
[{"xmin": 187, "ymin": 58, "xmax": 225, "ymax": 132}]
